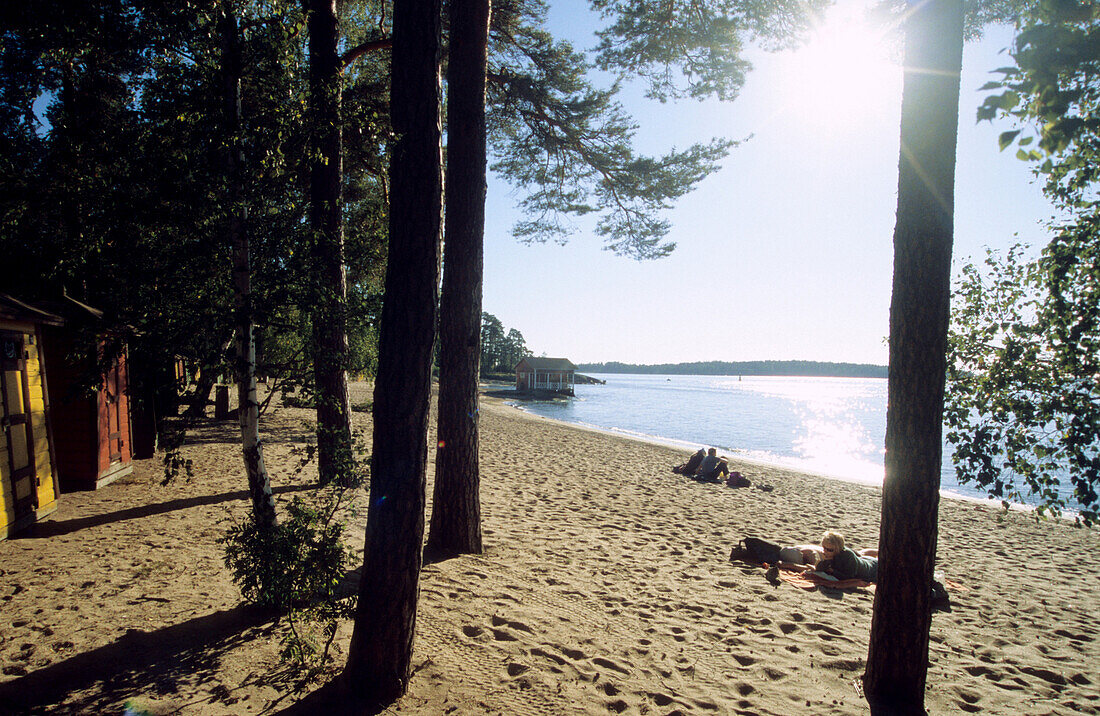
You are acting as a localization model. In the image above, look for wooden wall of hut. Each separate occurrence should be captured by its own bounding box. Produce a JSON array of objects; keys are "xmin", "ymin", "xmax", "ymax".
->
[{"xmin": 0, "ymin": 308, "xmax": 61, "ymax": 539}]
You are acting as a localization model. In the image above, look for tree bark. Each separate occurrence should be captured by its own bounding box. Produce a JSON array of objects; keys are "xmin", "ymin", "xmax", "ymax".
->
[
  {"xmin": 863, "ymin": 0, "xmax": 964, "ymax": 711},
  {"xmin": 425, "ymin": 0, "xmax": 491, "ymax": 560},
  {"xmin": 306, "ymin": 0, "xmax": 354, "ymax": 486},
  {"xmin": 222, "ymin": 7, "xmax": 276, "ymax": 529},
  {"xmin": 343, "ymin": 0, "xmax": 443, "ymax": 706}
]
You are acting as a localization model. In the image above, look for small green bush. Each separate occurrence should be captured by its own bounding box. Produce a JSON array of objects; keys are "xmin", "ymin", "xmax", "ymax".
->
[
  {"xmin": 222, "ymin": 492, "xmax": 358, "ymax": 676},
  {"xmin": 222, "ymin": 496, "xmax": 353, "ymax": 609}
]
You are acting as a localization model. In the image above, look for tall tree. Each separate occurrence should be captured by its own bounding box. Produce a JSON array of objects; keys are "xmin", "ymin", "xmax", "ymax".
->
[
  {"xmin": 479, "ymin": 311, "xmax": 506, "ymax": 372},
  {"xmin": 503, "ymin": 327, "xmax": 529, "ymax": 368},
  {"xmin": 305, "ymin": 0, "xmax": 354, "ymax": 486},
  {"xmin": 863, "ymin": 0, "xmax": 965, "ymax": 709},
  {"xmin": 947, "ymin": 0, "xmax": 1100, "ymax": 525},
  {"xmin": 428, "ymin": 0, "xmax": 824, "ymax": 561},
  {"xmin": 426, "ymin": 0, "xmax": 492, "ymax": 559},
  {"xmin": 222, "ymin": 3, "xmax": 277, "ymax": 528},
  {"xmin": 343, "ymin": 0, "xmax": 443, "ymax": 704}
]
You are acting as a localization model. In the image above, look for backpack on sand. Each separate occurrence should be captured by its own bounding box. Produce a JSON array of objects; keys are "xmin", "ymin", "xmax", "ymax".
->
[{"xmin": 729, "ymin": 537, "xmax": 783, "ymax": 564}]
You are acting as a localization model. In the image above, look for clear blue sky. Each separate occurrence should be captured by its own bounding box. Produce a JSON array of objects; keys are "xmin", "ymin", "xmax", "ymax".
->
[{"xmin": 481, "ymin": 0, "xmax": 1057, "ymax": 366}]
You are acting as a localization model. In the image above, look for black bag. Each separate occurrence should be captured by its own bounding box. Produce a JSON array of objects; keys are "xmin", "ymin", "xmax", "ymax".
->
[{"xmin": 730, "ymin": 537, "xmax": 783, "ymax": 564}]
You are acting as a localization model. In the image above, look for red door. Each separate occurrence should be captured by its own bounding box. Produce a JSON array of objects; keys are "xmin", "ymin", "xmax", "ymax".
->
[{"xmin": 100, "ymin": 354, "xmax": 127, "ymax": 474}]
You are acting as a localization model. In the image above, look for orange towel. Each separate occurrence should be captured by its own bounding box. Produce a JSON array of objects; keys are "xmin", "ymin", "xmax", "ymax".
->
[{"xmin": 777, "ymin": 569, "xmax": 875, "ymax": 591}]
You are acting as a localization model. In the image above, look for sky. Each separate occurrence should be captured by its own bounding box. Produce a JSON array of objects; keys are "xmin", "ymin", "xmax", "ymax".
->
[{"xmin": 480, "ymin": 0, "xmax": 1058, "ymax": 367}]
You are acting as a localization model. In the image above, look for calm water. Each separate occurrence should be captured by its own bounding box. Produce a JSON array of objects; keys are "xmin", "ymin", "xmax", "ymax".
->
[{"xmin": 509, "ymin": 373, "xmax": 1070, "ymax": 509}]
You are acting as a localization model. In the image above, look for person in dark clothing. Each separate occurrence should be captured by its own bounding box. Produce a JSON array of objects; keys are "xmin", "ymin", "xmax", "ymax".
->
[
  {"xmin": 673, "ymin": 448, "xmax": 707, "ymax": 475},
  {"xmin": 694, "ymin": 448, "xmax": 730, "ymax": 482},
  {"xmin": 813, "ymin": 531, "xmax": 878, "ymax": 582}
]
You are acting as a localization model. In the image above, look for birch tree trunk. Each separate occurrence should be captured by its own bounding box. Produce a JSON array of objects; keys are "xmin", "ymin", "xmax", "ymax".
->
[{"xmin": 222, "ymin": 7, "xmax": 276, "ymax": 529}]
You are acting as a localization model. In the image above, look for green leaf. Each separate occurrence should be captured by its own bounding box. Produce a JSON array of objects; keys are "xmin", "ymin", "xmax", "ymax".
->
[{"xmin": 999, "ymin": 130, "xmax": 1021, "ymax": 150}]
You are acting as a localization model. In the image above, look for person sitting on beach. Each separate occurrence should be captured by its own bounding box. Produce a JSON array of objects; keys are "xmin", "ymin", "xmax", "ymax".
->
[
  {"xmin": 808, "ymin": 530, "xmax": 878, "ymax": 582},
  {"xmin": 673, "ymin": 448, "xmax": 707, "ymax": 475},
  {"xmin": 694, "ymin": 448, "xmax": 730, "ymax": 482}
]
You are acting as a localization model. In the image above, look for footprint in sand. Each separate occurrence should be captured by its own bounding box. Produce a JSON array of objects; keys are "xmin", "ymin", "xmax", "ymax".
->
[
  {"xmin": 1018, "ymin": 665, "xmax": 1068, "ymax": 686},
  {"xmin": 592, "ymin": 656, "xmax": 631, "ymax": 675},
  {"xmin": 1054, "ymin": 628, "xmax": 1094, "ymax": 643},
  {"xmin": 647, "ymin": 691, "xmax": 675, "ymax": 706},
  {"xmin": 805, "ymin": 622, "xmax": 843, "ymax": 637},
  {"xmin": 490, "ymin": 628, "xmax": 518, "ymax": 642},
  {"xmin": 529, "ymin": 647, "xmax": 568, "ymax": 666},
  {"xmin": 460, "ymin": 624, "xmax": 485, "ymax": 639},
  {"xmin": 557, "ymin": 645, "xmax": 586, "ymax": 661},
  {"xmin": 505, "ymin": 662, "xmax": 529, "ymax": 677}
]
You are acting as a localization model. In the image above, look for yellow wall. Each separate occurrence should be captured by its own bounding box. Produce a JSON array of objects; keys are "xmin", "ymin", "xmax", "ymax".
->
[{"xmin": 0, "ymin": 319, "xmax": 59, "ymax": 537}]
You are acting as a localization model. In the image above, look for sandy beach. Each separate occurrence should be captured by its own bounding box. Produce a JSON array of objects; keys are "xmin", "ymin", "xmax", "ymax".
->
[{"xmin": 1, "ymin": 382, "xmax": 1098, "ymax": 715}]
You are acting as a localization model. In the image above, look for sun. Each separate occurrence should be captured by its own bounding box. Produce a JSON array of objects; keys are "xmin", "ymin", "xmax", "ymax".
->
[{"xmin": 772, "ymin": 2, "xmax": 903, "ymax": 132}]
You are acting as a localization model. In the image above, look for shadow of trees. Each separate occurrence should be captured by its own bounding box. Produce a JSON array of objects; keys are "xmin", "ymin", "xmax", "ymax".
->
[
  {"xmin": 22, "ymin": 484, "xmax": 316, "ymax": 539},
  {"xmin": 0, "ymin": 606, "xmax": 279, "ymax": 714}
]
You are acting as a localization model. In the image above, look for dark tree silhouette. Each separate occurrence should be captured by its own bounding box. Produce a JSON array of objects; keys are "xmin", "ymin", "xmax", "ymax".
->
[
  {"xmin": 306, "ymin": 0, "xmax": 354, "ymax": 486},
  {"xmin": 342, "ymin": 0, "xmax": 443, "ymax": 705},
  {"xmin": 426, "ymin": 0, "xmax": 491, "ymax": 559},
  {"xmin": 864, "ymin": 0, "xmax": 964, "ymax": 710}
]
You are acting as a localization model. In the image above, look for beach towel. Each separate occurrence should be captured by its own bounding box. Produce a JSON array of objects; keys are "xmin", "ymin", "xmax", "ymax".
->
[
  {"xmin": 777, "ymin": 569, "xmax": 875, "ymax": 592},
  {"xmin": 775, "ymin": 569, "xmax": 964, "ymax": 597}
]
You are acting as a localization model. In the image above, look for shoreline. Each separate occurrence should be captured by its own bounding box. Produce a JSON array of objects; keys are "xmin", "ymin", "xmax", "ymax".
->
[{"xmin": 499, "ymin": 393, "xmax": 1049, "ymax": 516}]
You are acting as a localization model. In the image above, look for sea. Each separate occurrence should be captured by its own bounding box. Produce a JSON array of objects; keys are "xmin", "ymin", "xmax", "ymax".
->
[{"xmin": 508, "ymin": 373, "xmax": 1080, "ymax": 512}]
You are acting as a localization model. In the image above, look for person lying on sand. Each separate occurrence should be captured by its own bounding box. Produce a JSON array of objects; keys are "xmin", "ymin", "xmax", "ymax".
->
[
  {"xmin": 730, "ymin": 538, "xmax": 821, "ymax": 566},
  {"xmin": 777, "ymin": 544, "xmax": 824, "ymax": 567},
  {"xmin": 798, "ymin": 530, "xmax": 878, "ymax": 582}
]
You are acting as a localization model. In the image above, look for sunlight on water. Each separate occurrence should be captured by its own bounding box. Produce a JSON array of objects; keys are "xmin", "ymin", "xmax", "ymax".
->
[
  {"xmin": 792, "ymin": 415, "xmax": 883, "ymax": 485},
  {"xmin": 509, "ymin": 373, "xmax": 1082, "ymax": 512}
]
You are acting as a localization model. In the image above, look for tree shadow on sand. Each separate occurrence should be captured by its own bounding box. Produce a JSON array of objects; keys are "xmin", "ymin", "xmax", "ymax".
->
[
  {"xmin": 0, "ymin": 606, "xmax": 282, "ymax": 714},
  {"xmin": 21, "ymin": 484, "xmax": 315, "ymax": 539}
]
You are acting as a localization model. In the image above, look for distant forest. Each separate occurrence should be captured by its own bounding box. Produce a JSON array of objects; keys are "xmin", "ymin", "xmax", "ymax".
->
[{"xmin": 575, "ymin": 361, "xmax": 888, "ymax": 378}]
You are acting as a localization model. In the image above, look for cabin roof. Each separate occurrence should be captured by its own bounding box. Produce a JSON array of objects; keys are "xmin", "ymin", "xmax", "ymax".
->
[
  {"xmin": 0, "ymin": 294, "xmax": 66, "ymax": 327},
  {"xmin": 516, "ymin": 357, "xmax": 576, "ymax": 371}
]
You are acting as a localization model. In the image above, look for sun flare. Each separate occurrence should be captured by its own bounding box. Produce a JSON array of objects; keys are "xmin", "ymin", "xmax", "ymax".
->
[{"xmin": 773, "ymin": 3, "xmax": 903, "ymax": 131}]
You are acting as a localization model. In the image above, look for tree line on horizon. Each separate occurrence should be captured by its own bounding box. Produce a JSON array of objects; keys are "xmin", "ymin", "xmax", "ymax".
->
[{"xmin": 576, "ymin": 360, "xmax": 888, "ymax": 377}]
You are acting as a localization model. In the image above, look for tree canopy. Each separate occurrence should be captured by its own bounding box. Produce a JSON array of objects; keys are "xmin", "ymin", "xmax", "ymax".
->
[{"xmin": 947, "ymin": 0, "xmax": 1100, "ymax": 525}]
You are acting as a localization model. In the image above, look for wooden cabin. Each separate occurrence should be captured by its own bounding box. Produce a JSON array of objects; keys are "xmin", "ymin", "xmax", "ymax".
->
[
  {"xmin": 38, "ymin": 297, "xmax": 134, "ymax": 492},
  {"xmin": 515, "ymin": 357, "xmax": 577, "ymax": 396},
  {"xmin": 0, "ymin": 295, "xmax": 62, "ymax": 539}
]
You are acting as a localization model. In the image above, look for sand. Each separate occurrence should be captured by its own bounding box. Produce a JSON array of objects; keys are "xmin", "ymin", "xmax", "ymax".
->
[{"xmin": 1, "ymin": 382, "xmax": 1098, "ymax": 715}]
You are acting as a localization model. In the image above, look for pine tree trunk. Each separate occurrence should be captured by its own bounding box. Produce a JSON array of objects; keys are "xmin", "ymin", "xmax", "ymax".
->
[
  {"xmin": 306, "ymin": 0, "xmax": 353, "ymax": 486},
  {"xmin": 425, "ymin": 0, "xmax": 491, "ymax": 560},
  {"xmin": 863, "ymin": 0, "xmax": 963, "ymax": 711},
  {"xmin": 343, "ymin": 0, "xmax": 443, "ymax": 705},
  {"xmin": 222, "ymin": 8, "xmax": 276, "ymax": 529}
]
